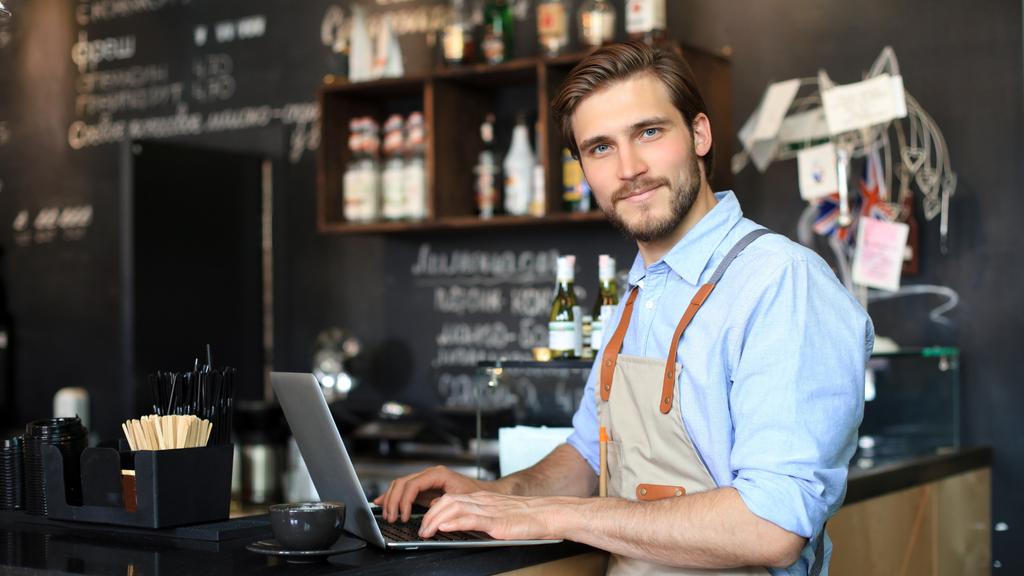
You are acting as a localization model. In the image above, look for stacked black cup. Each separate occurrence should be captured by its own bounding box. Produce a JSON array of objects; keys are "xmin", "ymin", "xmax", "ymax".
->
[
  {"xmin": 0, "ymin": 436, "xmax": 24, "ymax": 511},
  {"xmin": 23, "ymin": 417, "xmax": 87, "ymax": 516}
]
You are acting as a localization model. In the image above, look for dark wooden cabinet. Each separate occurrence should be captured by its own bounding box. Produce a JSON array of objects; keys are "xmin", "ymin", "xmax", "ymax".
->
[{"xmin": 316, "ymin": 44, "xmax": 731, "ymax": 234}]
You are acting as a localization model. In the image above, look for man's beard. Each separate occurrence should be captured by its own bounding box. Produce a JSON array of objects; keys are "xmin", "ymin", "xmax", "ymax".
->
[{"xmin": 600, "ymin": 152, "xmax": 701, "ymax": 243}]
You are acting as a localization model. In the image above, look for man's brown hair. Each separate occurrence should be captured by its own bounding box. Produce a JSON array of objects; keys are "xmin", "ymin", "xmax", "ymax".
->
[{"xmin": 551, "ymin": 40, "xmax": 713, "ymax": 181}]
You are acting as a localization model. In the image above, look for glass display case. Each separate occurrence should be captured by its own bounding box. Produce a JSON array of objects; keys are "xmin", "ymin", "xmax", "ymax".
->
[{"xmin": 475, "ymin": 347, "xmax": 961, "ymax": 472}]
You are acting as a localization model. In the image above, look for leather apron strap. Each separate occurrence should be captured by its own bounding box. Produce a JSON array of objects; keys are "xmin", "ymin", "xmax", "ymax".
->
[
  {"xmin": 599, "ymin": 229, "xmax": 771, "ymax": 410},
  {"xmin": 659, "ymin": 228, "xmax": 771, "ymax": 413}
]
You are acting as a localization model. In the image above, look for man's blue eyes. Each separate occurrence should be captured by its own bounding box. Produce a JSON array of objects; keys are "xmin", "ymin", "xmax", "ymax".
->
[{"xmin": 590, "ymin": 128, "xmax": 661, "ymax": 155}]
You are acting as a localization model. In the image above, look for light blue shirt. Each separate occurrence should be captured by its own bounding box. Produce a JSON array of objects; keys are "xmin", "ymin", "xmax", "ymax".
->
[{"xmin": 566, "ymin": 191, "xmax": 873, "ymax": 575}]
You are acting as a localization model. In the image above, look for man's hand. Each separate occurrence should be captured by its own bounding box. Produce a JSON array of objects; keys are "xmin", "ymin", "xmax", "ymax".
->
[
  {"xmin": 417, "ymin": 492, "xmax": 569, "ymax": 540},
  {"xmin": 372, "ymin": 465, "xmax": 490, "ymax": 523}
]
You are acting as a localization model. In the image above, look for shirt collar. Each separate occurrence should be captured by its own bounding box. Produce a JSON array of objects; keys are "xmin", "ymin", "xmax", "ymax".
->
[{"xmin": 627, "ymin": 190, "xmax": 744, "ymax": 288}]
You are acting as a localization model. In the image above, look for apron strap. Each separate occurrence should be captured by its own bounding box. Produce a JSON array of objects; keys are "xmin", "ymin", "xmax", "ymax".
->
[
  {"xmin": 599, "ymin": 287, "xmax": 639, "ymax": 401},
  {"xmin": 659, "ymin": 228, "xmax": 772, "ymax": 414}
]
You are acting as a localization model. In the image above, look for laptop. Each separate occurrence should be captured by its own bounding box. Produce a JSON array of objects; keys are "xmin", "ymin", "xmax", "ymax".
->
[{"xmin": 271, "ymin": 372, "xmax": 561, "ymax": 550}]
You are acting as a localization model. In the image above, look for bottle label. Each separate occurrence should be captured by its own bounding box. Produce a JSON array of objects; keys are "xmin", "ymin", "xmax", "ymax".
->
[
  {"xmin": 403, "ymin": 160, "xmax": 426, "ymax": 220},
  {"xmin": 591, "ymin": 320, "xmax": 603, "ymax": 351},
  {"xmin": 443, "ymin": 25, "xmax": 467, "ymax": 62},
  {"xmin": 482, "ymin": 35, "xmax": 505, "ymax": 64},
  {"xmin": 581, "ymin": 11, "xmax": 615, "ymax": 47},
  {"xmin": 537, "ymin": 3, "xmax": 568, "ymax": 53},
  {"xmin": 537, "ymin": 3, "xmax": 567, "ymax": 35},
  {"xmin": 549, "ymin": 320, "xmax": 578, "ymax": 352},
  {"xmin": 382, "ymin": 162, "xmax": 405, "ymax": 220},
  {"xmin": 626, "ymin": 0, "xmax": 666, "ymax": 34},
  {"xmin": 563, "ymin": 151, "xmax": 583, "ymax": 204}
]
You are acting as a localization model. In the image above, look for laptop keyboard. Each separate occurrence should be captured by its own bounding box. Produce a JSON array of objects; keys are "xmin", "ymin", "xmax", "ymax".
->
[{"xmin": 376, "ymin": 516, "xmax": 492, "ymax": 543}]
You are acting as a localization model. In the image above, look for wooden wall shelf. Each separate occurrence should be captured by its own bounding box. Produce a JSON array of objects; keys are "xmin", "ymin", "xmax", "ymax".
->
[
  {"xmin": 316, "ymin": 44, "xmax": 732, "ymax": 235},
  {"xmin": 319, "ymin": 210, "xmax": 609, "ymax": 235}
]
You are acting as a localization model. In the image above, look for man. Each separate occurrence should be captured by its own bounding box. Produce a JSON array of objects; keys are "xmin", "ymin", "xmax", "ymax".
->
[{"xmin": 376, "ymin": 41, "xmax": 873, "ymax": 575}]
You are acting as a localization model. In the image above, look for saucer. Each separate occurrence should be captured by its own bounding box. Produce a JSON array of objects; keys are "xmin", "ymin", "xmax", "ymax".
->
[{"xmin": 246, "ymin": 535, "xmax": 367, "ymax": 563}]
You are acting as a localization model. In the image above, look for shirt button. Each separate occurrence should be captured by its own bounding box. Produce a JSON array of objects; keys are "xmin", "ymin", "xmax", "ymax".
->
[{"xmin": 645, "ymin": 300, "xmax": 654, "ymax": 310}]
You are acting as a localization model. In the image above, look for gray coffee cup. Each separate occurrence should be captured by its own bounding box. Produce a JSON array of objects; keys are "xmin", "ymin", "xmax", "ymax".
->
[{"xmin": 269, "ymin": 501, "xmax": 346, "ymax": 550}]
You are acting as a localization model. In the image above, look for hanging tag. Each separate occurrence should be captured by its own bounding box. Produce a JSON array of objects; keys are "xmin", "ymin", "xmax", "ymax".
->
[
  {"xmin": 852, "ymin": 218, "xmax": 910, "ymax": 291},
  {"xmin": 822, "ymin": 74, "xmax": 908, "ymax": 135},
  {"xmin": 797, "ymin": 142, "xmax": 839, "ymax": 200}
]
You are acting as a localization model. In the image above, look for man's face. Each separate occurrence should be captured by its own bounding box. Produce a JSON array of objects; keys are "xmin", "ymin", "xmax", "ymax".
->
[{"xmin": 572, "ymin": 73, "xmax": 704, "ymax": 243}]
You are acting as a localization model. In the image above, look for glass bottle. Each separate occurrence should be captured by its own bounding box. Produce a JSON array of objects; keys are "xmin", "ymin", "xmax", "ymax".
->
[
  {"xmin": 443, "ymin": 0, "xmax": 476, "ymax": 66},
  {"xmin": 590, "ymin": 254, "xmax": 618, "ymax": 351},
  {"xmin": 482, "ymin": 0, "xmax": 514, "ymax": 65},
  {"xmin": 403, "ymin": 112, "xmax": 428, "ymax": 221},
  {"xmin": 361, "ymin": 117, "xmax": 382, "ymax": 222},
  {"xmin": 503, "ymin": 115, "xmax": 534, "ymax": 216},
  {"xmin": 625, "ymin": 0, "xmax": 666, "ymax": 45},
  {"xmin": 549, "ymin": 255, "xmax": 581, "ymax": 359},
  {"xmin": 537, "ymin": 0, "xmax": 570, "ymax": 57},
  {"xmin": 343, "ymin": 118, "xmax": 365, "ymax": 222},
  {"xmin": 578, "ymin": 0, "xmax": 616, "ymax": 48},
  {"xmin": 475, "ymin": 113, "xmax": 500, "ymax": 218},
  {"xmin": 381, "ymin": 114, "xmax": 406, "ymax": 220}
]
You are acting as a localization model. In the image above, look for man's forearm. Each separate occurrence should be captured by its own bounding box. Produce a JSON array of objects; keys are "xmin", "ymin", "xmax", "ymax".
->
[
  {"xmin": 551, "ymin": 487, "xmax": 805, "ymax": 569},
  {"xmin": 491, "ymin": 443, "xmax": 596, "ymax": 497}
]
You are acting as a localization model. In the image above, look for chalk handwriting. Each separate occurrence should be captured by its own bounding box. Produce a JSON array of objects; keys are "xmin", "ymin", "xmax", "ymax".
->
[{"xmin": 71, "ymin": 32, "xmax": 136, "ymax": 73}]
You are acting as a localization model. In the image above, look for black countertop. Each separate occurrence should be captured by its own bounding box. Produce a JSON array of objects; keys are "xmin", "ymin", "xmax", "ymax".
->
[{"xmin": 0, "ymin": 447, "xmax": 991, "ymax": 575}]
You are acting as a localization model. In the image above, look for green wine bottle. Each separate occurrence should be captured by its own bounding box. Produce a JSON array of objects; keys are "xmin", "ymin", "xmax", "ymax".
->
[
  {"xmin": 548, "ymin": 255, "xmax": 581, "ymax": 359},
  {"xmin": 590, "ymin": 255, "xmax": 617, "ymax": 351}
]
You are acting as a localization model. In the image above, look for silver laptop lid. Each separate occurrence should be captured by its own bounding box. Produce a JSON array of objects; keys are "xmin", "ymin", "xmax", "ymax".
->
[
  {"xmin": 271, "ymin": 372, "xmax": 386, "ymax": 548},
  {"xmin": 272, "ymin": 372, "xmax": 561, "ymax": 550}
]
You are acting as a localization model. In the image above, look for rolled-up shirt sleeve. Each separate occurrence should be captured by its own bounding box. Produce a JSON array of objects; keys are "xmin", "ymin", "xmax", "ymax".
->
[
  {"xmin": 728, "ymin": 254, "xmax": 873, "ymax": 539},
  {"xmin": 566, "ymin": 346, "xmax": 602, "ymax": 475}
]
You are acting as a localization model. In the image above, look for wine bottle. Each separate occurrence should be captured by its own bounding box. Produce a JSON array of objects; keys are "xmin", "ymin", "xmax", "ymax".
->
[
  {"xmin": 625, "ymin": 0, "xmax": 666, "ymax": 45},
  {"xmin": 403, "ymin": 112, "xmax": 428, "ymax": 220},
  {"xmin": 443, "ymin": 0, "xmax": 476, "ymax": 66},
  {"xmin": 590, "ymin": 254, "xmax": 618, "ymax": 351},
  {"xmin": 475, "ymin": 113, "xmax": 500, "ymax": 218},
  {"xmin": 482, "ymin": 0, "xmax": 514, "ymax": 64},
  {"xmin": 381, "ymin": 114, "xmax": 406, "ymax": 220},
  {"xmin": 578, "ymin": 0, "xmax": 616, "ymax": 48},
  {"xmin": 537, "ymin": 0, "xmax": 570, "ymax": 57},
  {"xmin": 549, "ymin": 255, "xmax": 581, "ymax": 359}
]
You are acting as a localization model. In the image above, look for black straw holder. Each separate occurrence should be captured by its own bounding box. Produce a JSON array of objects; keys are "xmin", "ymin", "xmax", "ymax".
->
[{"xmin": 41, "ymin": 443, "xmax": 233, "ymax": 529}]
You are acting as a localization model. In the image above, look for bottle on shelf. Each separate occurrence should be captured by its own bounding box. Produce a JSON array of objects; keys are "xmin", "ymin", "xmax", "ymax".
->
[
  {"xmin": 348, "ymin": 4, "xmax": 374, "ymax": 81},
  {"xmin": 529, "ymin": 120, "xmax": 546, "ymax": 217},
  {"xmin": 590, "ymin": 254, "xmax": 618, "ymax": 352},
  {"xmin": 381, "ymin": 114, "xmax": 406, "ymax": 220},
  {"xmin": 578, "ymin": 0, "xmax": 616, "ymax": 48},
  {"xmin": 503, "ymin": 114, "xmax": 534, "ymax": 216},
  {"xmin": 403, "ymin": 111, "xmax": 428, "ymax": 220},
  {"xmin": 475, "ymin": 113, "xmax": 500, "ymax": 219},
  {"xmin": 443, "ymin": 0, "xmax": 476, "ymax": 66},
  {"xmin": 481, "ymin": 0, "xmax": 514, "ymax": 65},
  {"xmin": 625, "ymin": 0, "xmax": 667, "ymax": 45},
  {"xmin": 537, "ymin": 0, "xmax": 570, "ymax": 57},
  {"xmin": 343, "ymin": 117, "xmax": 380, "ymax": 223},
  {"xmin": 562, "ymin": 147, "xmax": 593, "ymax": 212},
  {"xmin": 548, "ymin": 255, "xmax": 582, "ymax": 359}
]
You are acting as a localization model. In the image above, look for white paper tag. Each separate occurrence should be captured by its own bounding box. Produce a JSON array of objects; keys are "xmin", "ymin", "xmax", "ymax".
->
[
  {"xmin": 797, "ymin": 142, "xmax": 839, "ymax": 200},
  {"xmin": 778, "ymin": 107, "xmax": 830, "ymax": 146},
  {"xmin": 853, "ymin": 218, "xmax": 910, "ymax": 292},
  {"xmin": 822, "ymin": 74, "xmax": 908, "ymax": 135},
  {"xmin": 737, "ymin": 106, "xmax": 778, "ymax": 173},
  {"xmin": 750, "ymin": 79, "xmax": 801, "ymax": 142}
]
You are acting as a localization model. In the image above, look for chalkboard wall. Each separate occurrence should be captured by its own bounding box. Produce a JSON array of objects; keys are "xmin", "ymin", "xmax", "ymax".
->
[{"xmin": 0, "ymin": 0, "xmax": 1021, "ymax": 570}]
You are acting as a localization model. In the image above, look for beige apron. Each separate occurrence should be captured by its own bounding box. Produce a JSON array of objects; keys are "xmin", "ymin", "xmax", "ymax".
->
[{"xmin": 596, "ymin": 229, "xmax": 819, "ymax": 576}]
